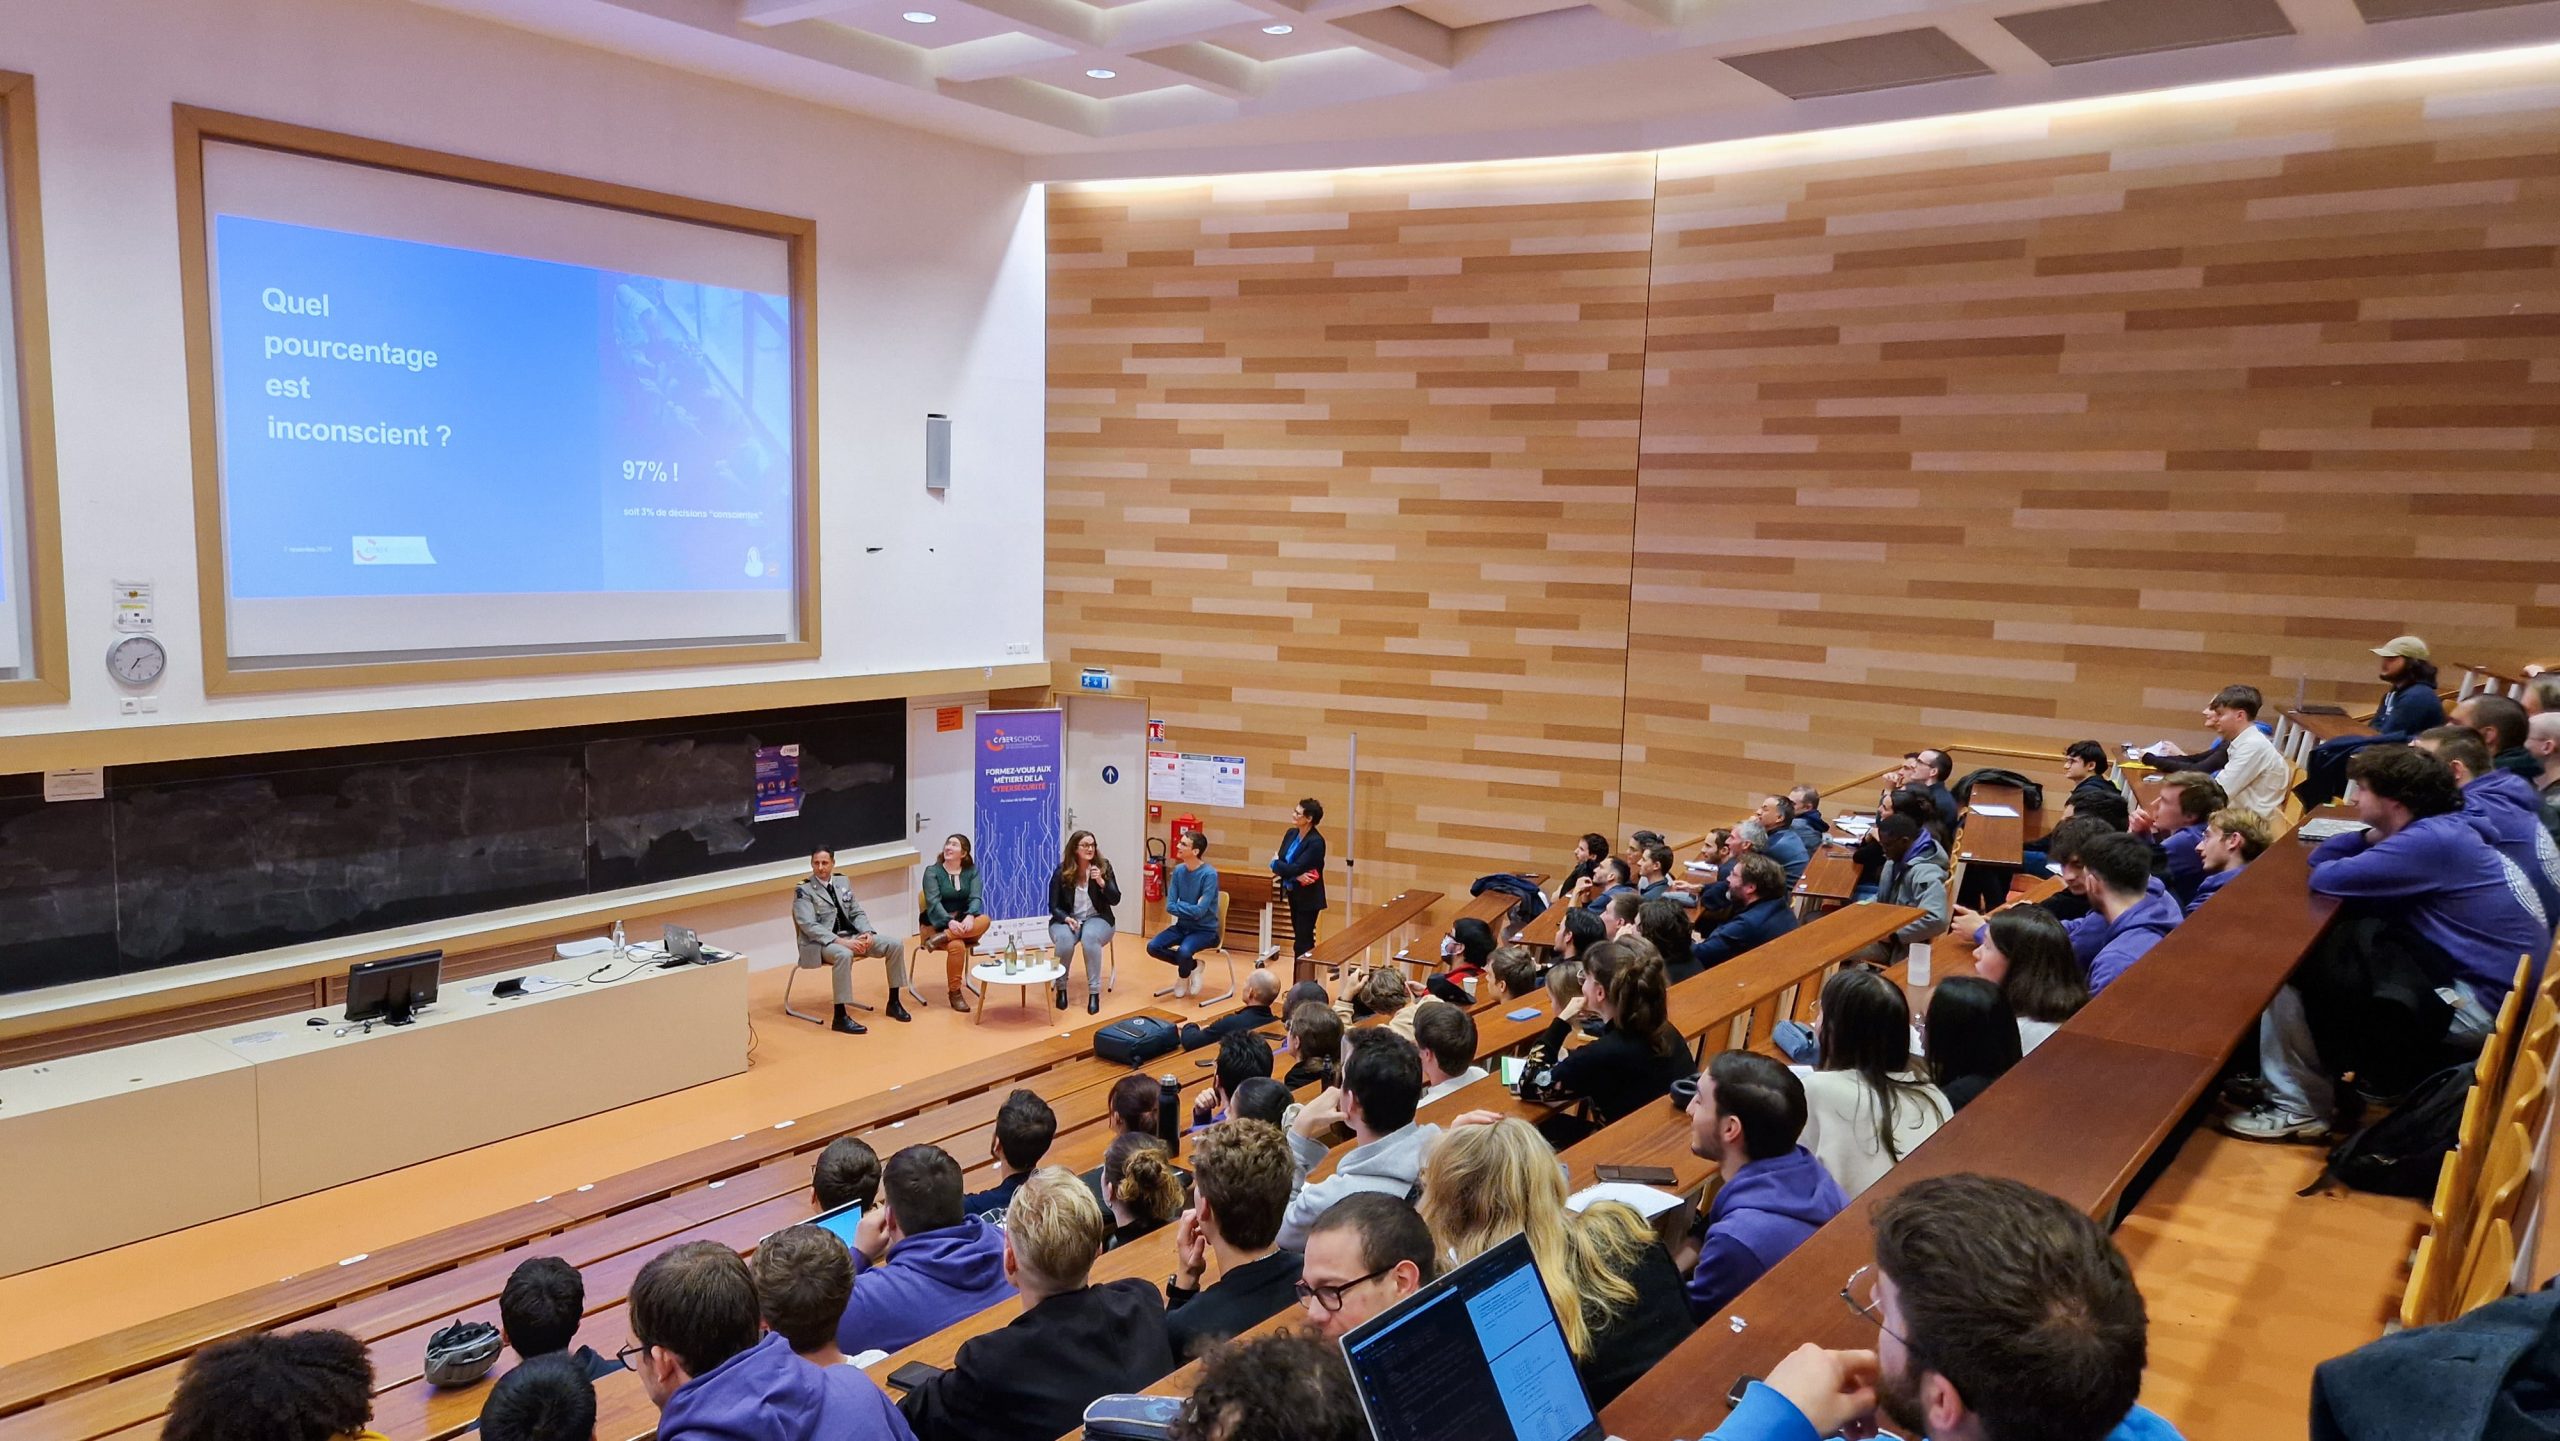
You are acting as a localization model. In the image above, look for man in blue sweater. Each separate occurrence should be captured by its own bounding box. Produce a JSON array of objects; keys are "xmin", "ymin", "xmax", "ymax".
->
[
  {"xmin": 631, "ymin": 1241, "xmax": 914, "ymax": 1441},
  {"xmin": 1698, "ymin": 1174, "xmax": 2180, "ymax": 1441},
  {"xmin": 836, "ymin": 1145, "xmax": 1014, "ymax": 1358},
  {"xmin": 2416, "ymin": 725, "xmax": 2560, "ymax": 927},
  {"xmin": 2069, "ymin": 833, "xmax": 2184, "ymax": 994},
  {"xmin": 1680, "ymin": 1051, "xmax": 1845, "ymax": 1320},
  {"xmin": 2227, "ymin": 746, "xmax": 2549, "ymax": 1142}
]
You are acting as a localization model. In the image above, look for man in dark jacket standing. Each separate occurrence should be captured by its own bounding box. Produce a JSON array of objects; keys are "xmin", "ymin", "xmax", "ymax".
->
[
  {"xmin": 899, "ymin": 1169, "xmax": 1175, "ymax": 1441},
  {"xmin": 1680, "ymin": 1051, "xmax": 1847, "ymax": 1320}
]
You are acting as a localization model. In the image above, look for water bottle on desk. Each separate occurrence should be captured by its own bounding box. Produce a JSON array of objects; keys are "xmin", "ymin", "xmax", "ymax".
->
[
  {"xmin": 1908, "ymin": 941, "xmax": 1933, "ymax": 989},
  {"xmin": 611, "ymin": 918, "xmax": 626, "ymax": 959}
]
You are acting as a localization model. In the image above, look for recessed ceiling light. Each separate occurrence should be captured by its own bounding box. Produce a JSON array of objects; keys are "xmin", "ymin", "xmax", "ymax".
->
[
  {"xmin": 1086, "ymin": 67, "xmax": 1117, "ymax": 78},
  {"xmin": 1262, "ymin": 22, "xmax": 1293, "ymax": 33},
  {"xmin": 901, "ymin": 10, "xmax": 936, "ymax": 21}
]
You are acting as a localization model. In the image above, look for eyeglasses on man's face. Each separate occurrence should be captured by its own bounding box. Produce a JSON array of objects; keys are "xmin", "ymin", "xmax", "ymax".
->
[
  {"xmin": 1841, "ymin": 1264, "xmax": 1908, "ymax": 1346},
  {"xmin": 1296, "ymin": 1265, "xmax": 1388, "ymax": 1312}
]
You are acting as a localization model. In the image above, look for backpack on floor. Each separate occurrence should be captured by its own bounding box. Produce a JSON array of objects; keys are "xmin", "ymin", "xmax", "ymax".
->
[
  {"xmin": 1095, "ymin": 1015, "xmax": 1182, "ymax": 1068},
  {"xmin": 2300, "ymin": 1061, "xmax": 2471, "ymax": 1198}
]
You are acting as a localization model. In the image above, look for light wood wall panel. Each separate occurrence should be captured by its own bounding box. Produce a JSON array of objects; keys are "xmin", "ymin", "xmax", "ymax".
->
[
  {"xmin": 1623, "ymin": 55, "xmax": 2560, "ymax": 826},
  {"xmin": 1046, "ymin": 160, "xmax": 1655, "ymax": 900},
  {"xmin": 1051, "ymin": 52, "xmax": 2560, "ymax": 896}
]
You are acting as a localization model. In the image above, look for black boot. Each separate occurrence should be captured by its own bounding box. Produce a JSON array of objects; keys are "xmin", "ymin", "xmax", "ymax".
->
[
  {"xmin": 831, "ymin": 1005, "xmax": 867, "ymax": 1035},
  {"xmin": 1087, "ymin": 992, "xmax": 1101, "ymax": 1016},
  {"xmin": 1055, "ymin": 978, "xmax": 1070, "ymax": 1009},
  {"xmin": 886, "ymin": 994, "xmax": 912, "ymax": 1023}
]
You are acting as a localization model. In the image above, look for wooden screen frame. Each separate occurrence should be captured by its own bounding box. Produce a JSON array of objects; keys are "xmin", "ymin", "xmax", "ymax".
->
[
  {"xmin": 172, "ymin": 105, "xmax": 824, "ymax": 694},
  {"xmin": 0, "ymin": 72, "xmax": 70, "ymax": 705}
]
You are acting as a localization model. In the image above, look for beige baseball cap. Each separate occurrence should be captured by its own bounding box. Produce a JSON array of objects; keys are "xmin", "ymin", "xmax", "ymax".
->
[{"xmin": 2371, "ymin": 635, "xmax": 2431, "ymax": 661}]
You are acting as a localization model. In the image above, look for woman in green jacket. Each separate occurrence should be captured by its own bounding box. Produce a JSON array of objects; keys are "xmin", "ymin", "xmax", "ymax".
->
[{"xmin": 920, "ymin": 833, "xmax": 988, "ymax": 1013}]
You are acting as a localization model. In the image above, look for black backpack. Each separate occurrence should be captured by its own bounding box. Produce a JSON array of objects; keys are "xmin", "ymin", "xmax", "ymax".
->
[
  {"xmin": 1950, "ymin": 767, "xmax": 2045, "ymax": 813},
  {"xmin": 1094, "ymin": 1015, "xmax": 1182, "ymax": 1068},
  {"xmin": 2301, "ymin": 1061, "xmax": 2471, "ymax": 1198}
]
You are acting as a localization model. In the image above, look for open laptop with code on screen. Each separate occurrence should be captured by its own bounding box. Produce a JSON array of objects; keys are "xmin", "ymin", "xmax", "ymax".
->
[{"xmin": 1338, "ymin": 1232, "xmax": 1608, "ymax": 1441}]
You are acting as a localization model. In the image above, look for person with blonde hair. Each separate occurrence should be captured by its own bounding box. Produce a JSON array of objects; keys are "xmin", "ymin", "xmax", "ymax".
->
[
  {"xmin": 2187, "ymin": 807, "xmax": 2274, "ymax": 914},
  {"xmin": 1420, "ymin": 1117, "xmax": 1693, "ymax": 1405},
  {"xmin": 898, "ymin": 1169, "xmax": 1175, "ymax": 1441},
  {"xmin": 1101, "ymin": 1132, "xmax": 1186, "ymax": 1251}
]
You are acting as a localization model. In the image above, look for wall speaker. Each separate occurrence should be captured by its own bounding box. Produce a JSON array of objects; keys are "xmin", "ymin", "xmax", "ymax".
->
[{"xmin": 925, "ymin": 413, "xmax": 951, "ymax": 492}]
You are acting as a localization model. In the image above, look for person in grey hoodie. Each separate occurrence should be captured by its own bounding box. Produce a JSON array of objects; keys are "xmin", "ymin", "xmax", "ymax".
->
[
  {"xmin": 1681, "ymin": 1052, "xmax": 1848, "ymax": 1320},
  {"xmin": 834, "ymin": 1146, "xmax": 1014, "ymax": 1359},
  {"xmin": 1277, "ymin": 1029, "xmax": 1442, "ymax": 1252},
  {"xmin": 1853, "ymin": 814, "xmax": 1949, "ymax": 965},
  {"xmin": 630, "ymin": 1241, "xmax": 914, "ymax": 1441},
  {"xmin": 2418, "ymin": 726, "xmax": 2560, "ymax": 928}
]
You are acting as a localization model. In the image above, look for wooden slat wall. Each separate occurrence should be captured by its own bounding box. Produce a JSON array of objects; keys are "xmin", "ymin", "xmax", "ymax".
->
[
  {"xmin": 1048, "ymin": 159, "xmax": 1656, "ymax": 898},
  {"xmin": 1050, "ymin": 53, "xmax": 2560, "ymax": 894},
  {"xmin": 1621, "ymin": 56, "xmax": 2560, "ymax": 827}
]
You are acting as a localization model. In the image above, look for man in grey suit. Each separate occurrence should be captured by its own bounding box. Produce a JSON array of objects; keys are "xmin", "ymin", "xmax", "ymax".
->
[{"xmin": 794, "ymin": 848, "xmax": 910, "ymax": 1033}]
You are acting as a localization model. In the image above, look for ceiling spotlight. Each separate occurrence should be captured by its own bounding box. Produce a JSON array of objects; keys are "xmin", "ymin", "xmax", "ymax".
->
[
  {"xmin": 1087, "ymin": 67, "xmax": 1117, "ymax": 77},
  {"xmin": 901, "ymin": 10, "xmax": 936, "ymax": 20},
  {"xmin": 1262, "ymin": 22, "xmax": 1293, "ymax": 32}
]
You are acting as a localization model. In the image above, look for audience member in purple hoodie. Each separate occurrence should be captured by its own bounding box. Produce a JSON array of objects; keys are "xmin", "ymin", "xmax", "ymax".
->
[
  {"xmin": 835, "ymin": 1146, "xmax": 1013, "ymax": 1358},
  {"xmin": 2184, "ymin": 807, "xmax": 2275, "ymax": 916},
  {"xmin": 630, "ymin": 1242, "xmax": 914, "ymax": 1441},
  {"xmin": 2417, "ymin": 726, "xmax": 2560, "ymax": 928},
  {"xmin": 2227, "ymin": 747, "xmax": 2548, "ymax": 1142},
  {"xmin": 2131, "ymin": 774, "xmax": 2224, "ymax": 908},
  {"xmin": 1680, "ymin": 1052, "xmax": 1847, "ymax": 1320},
  {"xmin": 2073, "ymin": 833, "xmax": 2185, "ymax": 993}
]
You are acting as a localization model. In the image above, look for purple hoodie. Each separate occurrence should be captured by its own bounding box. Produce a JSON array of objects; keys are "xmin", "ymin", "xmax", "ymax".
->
[
  {"xmin": 834, "ymin": 1218, "xmax": 1014, "ymax": 1357},
  {"xmin": 659, "ymin": 1333, "xmax": 915, "ymax": 1441},
  {"xmin": 2062, "ymin": 877, "xmax": 2169, "ymax": 965},
  {"xmin": 2186, "ymin": 866, "xmax": 2240, "ymax": 915},
  {"xmin": 1686, "ymin": 1147, "xmax": 1847, "ymax": 1320},
  {"xmin": 2085, "ymin": 886, "xmax": 2185, "ymax": 994},
  {"xmin": 2158, "ymin": 823, "xmax": 2208, "ymax": 907},
  {"xmin": 2311, "ymin": 813, "xmax": 2550, "ymax": 995},
  {"xmin": 2463, "ymin": 769, "xmax": 2560, "ymax": 927}
]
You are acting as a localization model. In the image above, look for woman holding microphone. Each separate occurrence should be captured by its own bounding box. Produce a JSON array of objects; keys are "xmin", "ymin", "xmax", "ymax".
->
[
  {"xmin": 1269, "ymin": 797, "xmax": 1328, "ymax": 964},
  {"xmin": 1048, "ymin": 829, "xmax": 1121, "ymax": 1015}
]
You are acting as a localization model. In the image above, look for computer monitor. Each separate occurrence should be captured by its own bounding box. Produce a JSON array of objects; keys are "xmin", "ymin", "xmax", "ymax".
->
[
  {"xmin": 662, "ymin": 924, "xmax": 704, "ymax": 964},
  {"xmin": 1339, "ymin": 1233, "xmax": 1602, "ymax": 1441},
  {"xmin": 809, "ymin": 1197, "xmax": 864, "ymax": 1249},
  {"xmin": 343, "ymin": 950, "xmax": 442, "ymax": 1026}
]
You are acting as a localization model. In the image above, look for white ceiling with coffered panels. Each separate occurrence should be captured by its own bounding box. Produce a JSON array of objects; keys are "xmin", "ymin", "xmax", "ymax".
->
[{"xmin": 420, "ymin": 0, "xmax": 2560, "ymax": 175}]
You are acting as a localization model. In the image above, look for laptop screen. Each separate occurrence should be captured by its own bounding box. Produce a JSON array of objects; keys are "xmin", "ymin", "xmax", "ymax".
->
[
  {"xmin": 809, "ymin": 1198, "xmax": 863, "ymax": 1248},
  {"xmin": 1339, "ymin": 1233, "xmax": 1601, "ymax": 1441}
]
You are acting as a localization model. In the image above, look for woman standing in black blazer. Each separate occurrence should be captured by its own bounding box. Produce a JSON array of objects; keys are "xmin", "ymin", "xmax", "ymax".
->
[{"xmin": 1270, "ymin": 797, "xmax": 1327, "ymax": 963}]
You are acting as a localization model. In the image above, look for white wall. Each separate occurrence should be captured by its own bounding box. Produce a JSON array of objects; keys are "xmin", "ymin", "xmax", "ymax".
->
[{"xmin": 0, "ymin": 0, "xmax": 1045, "ymax": 739}]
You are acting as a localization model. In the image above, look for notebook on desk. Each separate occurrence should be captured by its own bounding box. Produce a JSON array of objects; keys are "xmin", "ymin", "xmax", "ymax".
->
[{"xmin": 1340, "ymin": 1233, "xmax": 1603, "ymax": 1441}]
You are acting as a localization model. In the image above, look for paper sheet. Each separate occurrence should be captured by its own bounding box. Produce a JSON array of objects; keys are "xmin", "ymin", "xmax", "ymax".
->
[
  {"xmin": 1567, "ymin": 1182, "xmax": 1686, "ymax": 1219},
  {"xmin": 1967, "ymin": 802, "xmax": 2020, "ymax": 817}
]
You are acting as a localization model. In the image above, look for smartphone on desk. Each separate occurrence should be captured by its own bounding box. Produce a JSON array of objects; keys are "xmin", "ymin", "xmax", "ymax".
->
[
  {"xmin": 885, "ymin": 1361, "xmax": 944, "ymax": 1392},
  {"xmin": 1594, "ymin": 1164, "xmax": 1678, "ymax": 1186}
]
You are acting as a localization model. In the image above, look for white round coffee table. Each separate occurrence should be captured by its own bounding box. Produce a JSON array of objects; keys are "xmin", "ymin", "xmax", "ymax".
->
[{"xmin": 969, "ymin": 957, "xmax": 1066, "ymax": 1024}]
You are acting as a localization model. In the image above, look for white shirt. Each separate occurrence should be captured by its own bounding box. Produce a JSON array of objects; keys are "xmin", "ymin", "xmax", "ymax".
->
[
  {"xmin": 1791, "ymin": 1066, "xmax": 1950, "ymax": 1199},
  {"xmin": 2216, "ymin": 724, "xmax": 2289, "ymax": 818},
  {"xmin": 1420, "ymin": 1065, "xmax": 1489, "ymax": 1107}
]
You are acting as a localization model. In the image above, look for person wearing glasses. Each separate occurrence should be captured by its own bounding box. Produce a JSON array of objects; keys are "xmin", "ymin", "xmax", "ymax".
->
[
  {"xmin": 1699, "ymin": 1173, "xmax": 2177, "ymax": 1441},
  {"xmin": 1293, "ymin": 1192, "xmax": 1440, "ymax": 1342},
  {"xmin": 1270, "ymin": 797, "xmax": 1329, "ymax": 963},
  {"xmin": 622, "ymin": 1240, "xmax": 912, "ymax": 1441}
]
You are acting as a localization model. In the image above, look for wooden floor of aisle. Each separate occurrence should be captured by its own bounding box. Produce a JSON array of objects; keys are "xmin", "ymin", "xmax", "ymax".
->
[
  {"xmin": 0, "ymin": 944, "xmax": 1174, "ymax": 1366},
  {"xmin": 2120, "ymin": 1127, "xmax": 2421, "ymax": 1439}
]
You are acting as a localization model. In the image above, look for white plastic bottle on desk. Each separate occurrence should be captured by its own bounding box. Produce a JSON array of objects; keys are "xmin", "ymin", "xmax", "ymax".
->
[
  {"xmin": 611, "ymin": 918, "xmax": 626, "ymax": 959},
  {"xmin": 1908, "ymin": 941, "xmax": 1932, "ymax": 989}
]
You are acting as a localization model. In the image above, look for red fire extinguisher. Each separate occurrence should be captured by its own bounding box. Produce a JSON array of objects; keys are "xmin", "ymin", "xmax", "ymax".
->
[
  {"xmin": 1144, "ymin": 837, "xmax": 1169, "ymax": 903},
  {"xmin": 1171, "ymin": 813, "xmax": 1201, "ymax": 853}
]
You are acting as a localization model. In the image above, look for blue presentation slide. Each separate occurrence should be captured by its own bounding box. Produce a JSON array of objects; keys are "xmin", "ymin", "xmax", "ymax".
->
[{"xmin": 215, "ymin": 215, "xmax": 794, "ymax": 599}]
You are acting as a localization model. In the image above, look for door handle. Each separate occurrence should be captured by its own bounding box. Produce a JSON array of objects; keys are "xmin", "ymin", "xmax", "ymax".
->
[{"xmin": 915, "ymin": 811, "xmax": 926, "ymax": 833}]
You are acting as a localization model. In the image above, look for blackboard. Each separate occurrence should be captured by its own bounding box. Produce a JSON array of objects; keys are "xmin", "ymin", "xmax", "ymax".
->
[{"xmin": 0, "ymin": 700, "xmax": 902, "ymax": 995}]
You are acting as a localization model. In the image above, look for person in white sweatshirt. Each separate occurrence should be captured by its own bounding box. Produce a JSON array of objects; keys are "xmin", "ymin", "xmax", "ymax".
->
[
  {"xmin": 1277, "ymin": 1029, "xmax": 1443, "ymax": 1251},
  {"xmin": 1791, "ymin": 967, "xmax": 1948, "ymax": 1199}
]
